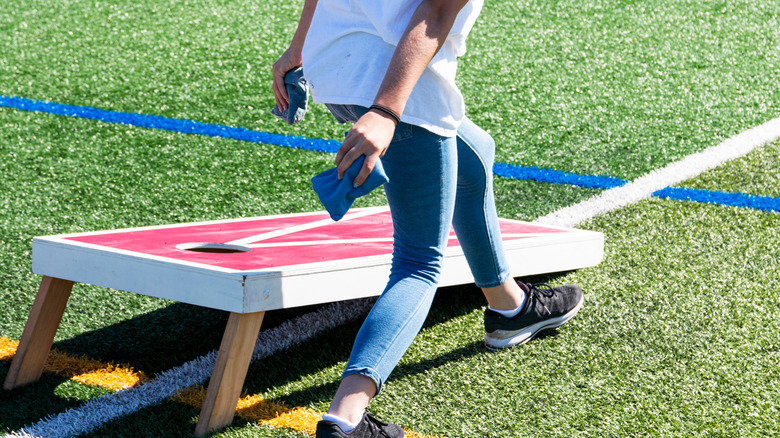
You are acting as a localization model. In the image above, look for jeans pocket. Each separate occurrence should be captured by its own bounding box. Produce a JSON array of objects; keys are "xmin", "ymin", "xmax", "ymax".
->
[{"xmin": 391, "ymin": 123, "xmax": 413, "ymax": 143}]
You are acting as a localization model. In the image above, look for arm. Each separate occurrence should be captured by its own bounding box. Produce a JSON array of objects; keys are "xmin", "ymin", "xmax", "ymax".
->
[
  {"xmin": 272, "ymin": 0, "xmax": 318, "ymax": 112},
  {"xmin": 337, "ymin": 0, "xmax": 470, "ymax": 186}
]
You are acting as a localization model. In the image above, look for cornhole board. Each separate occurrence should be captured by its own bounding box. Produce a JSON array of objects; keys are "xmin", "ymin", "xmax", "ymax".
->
[{"xmin": 5, "ymin": 206, "xmax": 604, "ymax": 435}]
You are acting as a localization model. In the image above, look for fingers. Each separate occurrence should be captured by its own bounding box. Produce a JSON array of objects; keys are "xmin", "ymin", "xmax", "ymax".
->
[
  {"xmin": 336, "ymin": 149, "xmax": 374, "ymax": 187},
  {"xmin": 271, "ymin": 48, "xmax": 302, "ymax": 112},
  {"xmin": 352, "ymin": 155, "xmax": 377, "ymax": 188},
  {"xmin": 334, "ymin": 136, "xmax": 352, "ymax": 170},
  {"xmin": 335, "ymin": 134, "xmax": 381, "ymax": 186},
  {"xmin": 335, "ymin": 111, "xmax": 396, "ymax": 183},
  {"xmin": 335, "ymin": 139, "xmax": 359, "ymax": 181},
  {"xmin": 272, "ymin": 64, "xmax": 289, "ymax": 112}
]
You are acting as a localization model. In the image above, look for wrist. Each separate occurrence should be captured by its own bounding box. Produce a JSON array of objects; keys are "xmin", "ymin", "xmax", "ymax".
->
[
  {"xmin": 369, "ymin": 104, "xmax": 401, "ymax": 125},
  {"xmin": 285, "ymin": 44, "xmax": 303, "ymax": 61},
  {"xmin": 287, "ymin": 34, "xmax": 306, "ymax": 57}
]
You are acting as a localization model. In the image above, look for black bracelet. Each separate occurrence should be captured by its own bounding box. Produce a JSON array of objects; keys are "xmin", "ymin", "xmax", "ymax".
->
[{"xmin": 369, "ymin": 104, "xmax": 401, "ymax": 124}]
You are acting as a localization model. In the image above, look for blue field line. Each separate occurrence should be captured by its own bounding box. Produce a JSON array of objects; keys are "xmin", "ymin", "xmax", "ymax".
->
[
  {"xmin": 653, "ymin": 187, "xmax": 780, "ymax": 213},
  {"xmin": 0, "ymin": 95, "xmax": 342, "ymax": 154},
  {"xmin": 492, "ymin": 162, "xmax": 627, "ymax": 189},
  {"xmin": 3, "ymin": 95, "xmax": 779, "ymax": 212},
  {"xmin": 1, "ymin": 95, "xmax": 628, "ymax": 189}
]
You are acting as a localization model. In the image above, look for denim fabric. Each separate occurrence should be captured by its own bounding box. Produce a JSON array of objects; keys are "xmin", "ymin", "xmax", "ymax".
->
[
  {"xmin": 271, "ymin": 68, "xmax": 308, "ymax": 124},
  {"xmin": 325, "ymin": 104, "xmax": 511, "ymax": 393},
  {"xmin": 451, "ymin": 117, "xmax": 511, "ymax": 288}
]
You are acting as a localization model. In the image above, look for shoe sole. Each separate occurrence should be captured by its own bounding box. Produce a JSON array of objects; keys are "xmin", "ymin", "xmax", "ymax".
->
[{"xmin": 483, "ymin": 295, "xmax": 584, "ymax": 350}]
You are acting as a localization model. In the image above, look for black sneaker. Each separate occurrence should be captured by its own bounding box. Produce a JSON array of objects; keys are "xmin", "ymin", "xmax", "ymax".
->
[
  {"xmin": 315, "ymin": 413, "xmax": 405, "ymax": 438},
  {"xmin": 484, "ymin": 282, "xmax": 583, "ymax": 350}
]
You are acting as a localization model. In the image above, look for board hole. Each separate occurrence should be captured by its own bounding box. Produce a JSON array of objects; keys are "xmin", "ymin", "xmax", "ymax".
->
[{"xmin": 176, "ymin": 243, "xmax": 252, "ymax": 254}]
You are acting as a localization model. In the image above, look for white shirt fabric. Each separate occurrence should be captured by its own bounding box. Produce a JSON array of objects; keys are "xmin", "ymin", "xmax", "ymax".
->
[{"xmin": 301, "ymin": 0, "xmax": 484, "ymax": 137}]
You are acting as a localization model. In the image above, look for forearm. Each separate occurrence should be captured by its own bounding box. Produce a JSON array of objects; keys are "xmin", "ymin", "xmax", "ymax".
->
[
  {"xmin": 289, "ymin": 0, "xmax": 318, "ymax": 56},
  {"xmin": 336, "ymin": 0, "xmax": 468, "ymax": 184},
  {"xmin": 372, "ymin": 0, "xmax": 469, "ymax": 117},
  {"xmin": 273, "ymin": 0, "xmax": 318, "ymax": 110}
]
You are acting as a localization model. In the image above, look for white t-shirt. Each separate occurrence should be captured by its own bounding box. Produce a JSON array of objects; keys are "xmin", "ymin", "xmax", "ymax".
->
[{"xmin": 301, "ymin": 0, "xmax": 484, "ymax": 137}]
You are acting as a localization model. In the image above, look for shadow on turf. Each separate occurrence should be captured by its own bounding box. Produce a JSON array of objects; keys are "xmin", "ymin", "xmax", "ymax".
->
[
  {"xmin": 0, "ymin": 273, "xmax": 569, "ymax": 434},
  {"xmin": 0, "ymin": 297, "xmax": 339, "ymax": 433},
  {"xmin": 50, "ymin": 298, "xmax": 341, "ymax": 375},
  {"xmin": 0, "ymin": 362, "xmax": 104, "ymax": 433},
  {"xmin": 0, "ymin": 301, "xmax": 230, "ymax": 433},
  {"xmin": 246, "ymin": 272, "xmax": 570, "ymax": 408}
]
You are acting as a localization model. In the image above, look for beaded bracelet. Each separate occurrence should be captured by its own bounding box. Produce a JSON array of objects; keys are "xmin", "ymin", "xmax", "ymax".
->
[{"xmin": 369, "ymin": 104, "xmax": 401, "ymax": 124}]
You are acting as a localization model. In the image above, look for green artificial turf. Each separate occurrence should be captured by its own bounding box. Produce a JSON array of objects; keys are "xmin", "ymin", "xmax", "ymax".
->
[
  {"xmin": 679, "ymin": 139, "xmax": 780, "ymax": 198},
  {"xmin": 2, "ymin": 0, "xmax": 780, "ymax": 436},
  {"xmin": 493, "ymin": 177, "xmax": 601, "ymax": 220},
  {"xmin": 462, "ymin": 0, "xmax": 780, "ymax": 179},
  {"xmin": 2, "ymin": 0, "xmax": 779, "ymax": 180},
  {"xmin": 0, "ymin": 0, "xmax": 344, "ymax": 140}
]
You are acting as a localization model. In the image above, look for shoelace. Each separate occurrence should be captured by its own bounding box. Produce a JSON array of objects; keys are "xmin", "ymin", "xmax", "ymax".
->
[
  {"xmin": 362, "ymin": 413, "xmax": 396, "ymax": 437},
  {"xmin": 525, "ymin": 282, "xmax": 554, "ymax": 314},
  {"xmin": 526, "ymin": 282, "xmax": 556, "ymax": 297}
]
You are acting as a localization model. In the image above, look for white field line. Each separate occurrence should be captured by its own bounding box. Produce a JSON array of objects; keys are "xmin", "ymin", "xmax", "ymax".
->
[
  {"xmin": 226, "ymin": 206, "xmax": 388, "ymax": 246},
  {"xmin": 5, "ymin": 298, "xmax": 375, "ymax": 438},
  {"xmin": 537, "ymin": 116, "xmax": 780, "ymax": 227},
  {"xmin": 246, "ymin": 237, "xmax": 395, "ymax": 248}
]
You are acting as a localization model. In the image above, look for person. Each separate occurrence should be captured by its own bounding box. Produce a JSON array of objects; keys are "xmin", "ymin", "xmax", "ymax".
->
[{"xmin": 272, "ymin": 1, "xmax": 584, "ymax": 437}]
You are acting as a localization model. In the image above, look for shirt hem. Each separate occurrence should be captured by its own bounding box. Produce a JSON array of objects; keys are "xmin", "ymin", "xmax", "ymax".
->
[{"xmin": 312, "ymin": 94, "xmax": 458, "ymax": 138}]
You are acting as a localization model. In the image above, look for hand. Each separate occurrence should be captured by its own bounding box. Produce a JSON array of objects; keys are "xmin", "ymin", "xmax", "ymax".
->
[
  {"xmin": 272, "ymin": 48, "xmax": 303, "ymax": 112},
  {"xmin": 335, "ymin": 110, "xmax": 397, "ymax": 187}
]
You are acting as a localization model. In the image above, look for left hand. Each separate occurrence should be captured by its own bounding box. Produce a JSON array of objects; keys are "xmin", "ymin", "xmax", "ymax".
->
[
  {"xmin": 272, "ymin": 48, "xmax": 303, "ymax": 112},
  {"xmin": 335, "ymin": 109, "xmax": 397, "ymax": 187}
]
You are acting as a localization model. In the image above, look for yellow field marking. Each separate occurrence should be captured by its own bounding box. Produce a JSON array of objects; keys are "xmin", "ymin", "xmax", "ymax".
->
[
  {"xmin": 0, "ymin": 336, "xmax": 148, "ymax": 390},
  {"xmin": 174, "ymin": 386, "xmax": 320, "ymax": 434},
  {"xmin": 3, "ymin": 337, "xmax": 436, "ymax": 436},
  {"xmin": 173, "ymin": 386, "xmax": 438, "ymax": 437},
  {"xmin": 0, "ymin": 337, "xmax": 18, "ymax": 361}
]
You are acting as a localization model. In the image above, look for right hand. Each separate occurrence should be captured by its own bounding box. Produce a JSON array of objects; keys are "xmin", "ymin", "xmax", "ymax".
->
[
  {"xmin": 334, "ymin": 109, "xmax": 397, "ymax": 187},
  {"xmin": 272, "ymin": 48, "xmax": 303, "ymax": 112}
]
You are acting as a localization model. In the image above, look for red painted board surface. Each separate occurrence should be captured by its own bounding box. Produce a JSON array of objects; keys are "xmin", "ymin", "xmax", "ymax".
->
[{"xmin": 63, "ymin": 208, "xmax": 568, "ymax": 271}]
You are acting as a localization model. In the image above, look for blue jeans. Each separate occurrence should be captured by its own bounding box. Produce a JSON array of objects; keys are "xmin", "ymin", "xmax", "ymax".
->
[{"xmin": 326, "ymin": 104, "xmax": 511, "ymax": 393}]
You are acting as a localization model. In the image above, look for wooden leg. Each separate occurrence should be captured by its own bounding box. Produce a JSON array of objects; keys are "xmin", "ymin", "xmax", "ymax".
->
[
  {"xmin": 4, "ymin": 276, "xmax": 74, "ymax": 390},
  {"xmin": 195, "ymin": 311, "xmax": 265, "ymax": 436}
]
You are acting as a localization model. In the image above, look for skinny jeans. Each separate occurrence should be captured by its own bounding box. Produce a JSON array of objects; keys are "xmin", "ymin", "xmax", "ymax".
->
[{"xmin": 326, "ymin": 104, "xmax": 511, "ymax": 393}]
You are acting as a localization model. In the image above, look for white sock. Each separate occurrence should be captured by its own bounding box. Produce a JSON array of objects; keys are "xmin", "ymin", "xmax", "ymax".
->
[
  {"xmin": 489, "ymin": 291, "xmax": 526, "ymax": 318},
  {"xmin": 322, "ymin": 413, "xmax": 361, "ymax": 433}
]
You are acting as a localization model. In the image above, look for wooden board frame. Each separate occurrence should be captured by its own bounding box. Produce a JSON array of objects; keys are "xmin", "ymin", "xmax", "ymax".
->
[
  {"xmin": 9, "ymin": 208, "xmax": 604, "ymax": 435},
  {"xmin": 31, "ymin": 208, "xmax": 604, "ymax": 314}
]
